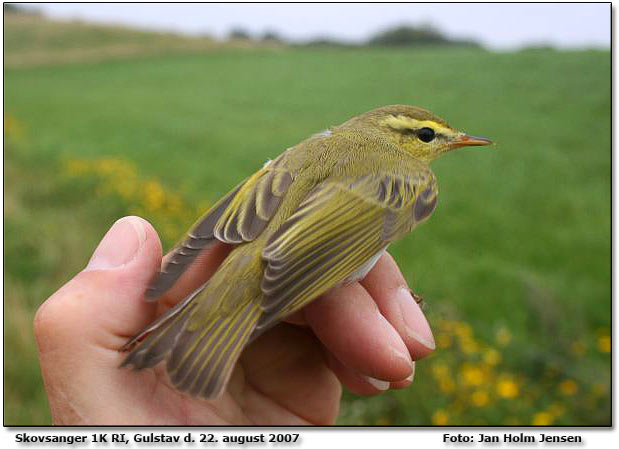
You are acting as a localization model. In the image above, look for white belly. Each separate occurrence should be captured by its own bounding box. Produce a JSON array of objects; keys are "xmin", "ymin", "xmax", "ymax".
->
[{"xmin": 339, "ymin": 247, "xmax": 388, "ymax": 285}]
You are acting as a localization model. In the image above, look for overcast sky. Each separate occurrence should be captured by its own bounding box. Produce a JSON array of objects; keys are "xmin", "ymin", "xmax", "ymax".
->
[{"xmin": 17, "ymin": 3, "xmax": 610, "ymax": 50}]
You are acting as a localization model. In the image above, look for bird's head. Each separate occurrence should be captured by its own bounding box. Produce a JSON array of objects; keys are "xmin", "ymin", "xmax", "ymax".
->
[{"xmin": 338, "ymin": 104, "xmax": 493, "ymax": 163}]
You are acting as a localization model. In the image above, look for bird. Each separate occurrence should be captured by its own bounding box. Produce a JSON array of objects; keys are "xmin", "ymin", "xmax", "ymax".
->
[{"xmin": 120, "ymin": 104, "xmax": 493, "ymax": 399}]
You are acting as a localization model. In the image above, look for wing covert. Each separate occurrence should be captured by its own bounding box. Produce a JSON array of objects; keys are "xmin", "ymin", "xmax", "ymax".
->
[
  {"xmin": 257, "ymin": 170, "xmax": 437, "ymax": 329},
  {"xmin": 146, "ymin": 162, "xmax": 293, "ymax": 299}
]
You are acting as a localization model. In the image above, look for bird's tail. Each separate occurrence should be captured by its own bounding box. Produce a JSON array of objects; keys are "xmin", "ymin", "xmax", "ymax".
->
[{"xmin": 120, "ymin": 286, "xmax": 263, "ymax": 399}]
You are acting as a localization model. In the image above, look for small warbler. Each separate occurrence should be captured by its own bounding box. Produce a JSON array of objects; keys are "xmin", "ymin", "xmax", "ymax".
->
[{"xmin": 121, "ymin": 105, "xmax": 493, "ymax": 399}]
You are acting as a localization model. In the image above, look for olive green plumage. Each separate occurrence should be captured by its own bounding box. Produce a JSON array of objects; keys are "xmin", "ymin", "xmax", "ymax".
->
[{"xmin": 120, "ymin": 104, "xmax": 492, "ymax": 399}]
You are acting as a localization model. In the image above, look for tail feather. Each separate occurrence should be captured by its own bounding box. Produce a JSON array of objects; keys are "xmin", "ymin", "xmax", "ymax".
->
[
  {"xmin": 122, "ymin": 245, "xmax": 267, "ymax": 399},
  {"xmin": 169, "ymin": 301, "xmax": 262, "ymax": 398},
  {"xmin": 120, "ymin": 286, "xmax": 203, "ymax": 369},
  {"xmin": 121, "ymin": 288, "xmax": 263, "ymax": 399},
  {"xmin": 169, "ymin": 309, "xmax": 231, "ymax": 388}
]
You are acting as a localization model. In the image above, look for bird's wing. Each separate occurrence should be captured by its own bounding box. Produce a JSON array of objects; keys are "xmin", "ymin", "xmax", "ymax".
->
[
  {"xmin": 257, "ymin": 170, "xmax": 437, "ymax": 330},
  {"xmin": 146, "ymin": 161, "xmax": 293, "ymax": 299}
]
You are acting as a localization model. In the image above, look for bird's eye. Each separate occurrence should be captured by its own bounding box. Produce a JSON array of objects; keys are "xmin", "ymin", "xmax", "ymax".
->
[{"xmin": 417, "ymin": 127, "xmax": 436, "ymax": 143}]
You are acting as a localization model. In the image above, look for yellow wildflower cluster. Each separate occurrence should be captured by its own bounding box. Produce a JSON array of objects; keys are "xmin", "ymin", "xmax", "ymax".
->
[
  {"xmin": 531, "ymin": 403, "xmax": 567, "ymax": 425},
  {"xmin": 428, "ymin": 319, "xmax": 520, "ymax": 424},
  {"xmin": 431, "ymin": 409, "xmax": 449, "ymax": 426},
  {"xmin": 470, "ymin": 390, "xmax": 490, "ymax": 407},
  {"xmin": 597, "ymin": 334, "xmax": 611, "ymax": 353},
  {"xmin": 558, "ymin": 379, "xmax": 578, "ymax": 396},
  {"xmin": 496, "ymin": 377, "xmax": 519, "ymax": 399},
  {"xmin": 531, "ymin": 411, "xmax": 554, "ymax": 426},
  {"xmin": 425, "ymin": 318, "xmax": 601, "ymax": 426},
  {"xmin": 64, "ymin": 158, "xmax": 207, "ymax": 243}
]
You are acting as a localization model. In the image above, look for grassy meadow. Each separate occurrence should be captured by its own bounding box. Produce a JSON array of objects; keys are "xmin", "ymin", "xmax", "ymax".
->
[{"xmin": 4, "ymin": 14, "xmax": 610, "ymax": 426}]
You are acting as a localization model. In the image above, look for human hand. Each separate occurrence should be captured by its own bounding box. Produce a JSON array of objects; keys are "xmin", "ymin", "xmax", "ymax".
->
[{"xmin": 34, "ymin": 216, "xmax": 435, "ymax": 425}]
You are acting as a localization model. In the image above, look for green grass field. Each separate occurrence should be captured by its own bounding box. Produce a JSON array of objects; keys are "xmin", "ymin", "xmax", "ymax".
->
[{"xmin": 4, "ymin": 15, "xmax": 610, "ymax": 425}]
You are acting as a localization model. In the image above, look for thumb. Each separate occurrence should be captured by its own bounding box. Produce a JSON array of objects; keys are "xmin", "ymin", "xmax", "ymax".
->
[{"xmin": 35, "ymin": 216, "xmax": 163, "ymax": 358}]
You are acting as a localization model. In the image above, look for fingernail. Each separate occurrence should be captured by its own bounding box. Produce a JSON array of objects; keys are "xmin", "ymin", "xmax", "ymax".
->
[
  {"xmin": 406, "ymin": 362, "xmax": 416, "ymax": 382},
  {"xmin": 377, "ymin": 313, "xmax": 414, "ymax": 368},
  {"xmin": 397, "ymin": 287, "xmax": 435, "ymax": 350},
  {"xmin": 85, "ymin": 217, "xmax": 146, "ymax": 271},
  {"xmin": 362, "ymin": 375, "xmax": 390, "ymax": 391}
]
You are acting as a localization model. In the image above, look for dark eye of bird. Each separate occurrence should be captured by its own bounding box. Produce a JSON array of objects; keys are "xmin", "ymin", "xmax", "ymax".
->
[{"xmin": 417, "ymin": 127, "xmax": 436, "ymax": 143}]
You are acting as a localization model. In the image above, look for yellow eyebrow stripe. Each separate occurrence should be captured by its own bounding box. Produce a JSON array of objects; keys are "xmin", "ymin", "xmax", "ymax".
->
[{"xmin": 383, "ymin": 115, "xmax": 454, "ymax": 135}]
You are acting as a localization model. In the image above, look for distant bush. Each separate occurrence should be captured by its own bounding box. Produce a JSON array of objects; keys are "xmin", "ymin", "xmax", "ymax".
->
[
  {"xmin": 4, "ymin": 4, "xmax": 20, "ymax": 13},
  {"xmin": 4, "ymin": 3, "xmax": 37, "ymax": 14},
  {"xmin": 228, "ymin": 27, "xmax": 252, "ymax": 41},
  {"xmin": 294, "ymin": 36, "xmax": 358, "ymax": 48},
  {"xmin": 261, "ymin": 30, "xmax": 283, "ymax": 43},
  {"xmin": 368, "ymin": 24, "xmax": 481, "ymax": 48}
]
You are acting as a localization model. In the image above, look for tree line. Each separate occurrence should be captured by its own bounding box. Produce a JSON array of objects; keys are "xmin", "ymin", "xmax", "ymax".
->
[{"xmin": 229, "ymin": 24, "xmax": 481, "ymax": 48}]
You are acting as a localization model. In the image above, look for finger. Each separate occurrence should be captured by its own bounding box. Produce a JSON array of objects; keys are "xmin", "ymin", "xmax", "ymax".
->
[
  {"xmin": 239, "ymin": 323, "xmax": 341, "ymax": 425},
  {"xmin": 390, "ymin": 372, "xmax": 415, "ymax": 390},
  {"xmin": 35, "ymin": 216, "xmax": 162, "ymax": 356},
  {"xmin": 33, "ymin": 217, "xmax": 177, "ymax": 423},
  {"xmin": 303, "ymin": 282, "xmax": 413, "ymax": 382},
  {"xmin": 282, "ymin": 310, "xmax": 308, "ymax": 326},
  {"xmin": 156, "ymin": 241, "xmax": 233, "ymax": 311},
  {"xmin": 389, "ymin": 361, "xmax": 415, "ymax": 390},
  {"xmin": 360, "ymin": 253, "xmax": 435, "ymax": 360},
  {"xmin": 325, "ymin": 352, "xmax": 414, "ymax": 396}
]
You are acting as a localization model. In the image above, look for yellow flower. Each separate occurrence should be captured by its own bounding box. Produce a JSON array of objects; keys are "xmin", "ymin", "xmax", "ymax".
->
[
  {"xmin": 436, "ymin": 333, "xmax": 452, "ymax": 349},
  {"xmin": 65, "ymin": 156, "xmax": 213, "ymax": 250},
  {"xmin": 558, "ymin": 379, "xmax": 578, "ymax": 396},
  {"xmin": 115, "ymin": 179, "xmax": 136, "ymax": 200},
  {"xmin": 166, "ymin": 195, "xmax": 183, "ymax": 215},
  {"xmin": 458, "ymin": 336, "xmax": 480, "ymax": 354},
  {"xmin": 597, "ymin": 335, "xmax": 610, "ymax": 353},
  {"xmin": 495, "ymin": 327, "xmax": 512, "ymax": 346},
  {"xmin": 470, "ymin": 390, "xmax": 490, "ymax": 407},
  {"xmin": 461, "ymin": 364, "xmax": 486, "ymax": 386},
  {"xmin": 454, "ymin": 322, "xmax": 472, "ymax": 338},
  {"xmin": 143, "ymin": 180, "xmax": 165, "ymax": 211},
  {"xmin": 496, "ymin": 378, "xmax": 519, "ymax": 399},
  {"xmin": 65, "ymin": 159, "xmax": 89, "ymax": 175},
  {"xmin": 439, "ymin": 377, "xmax": 456, "ymax": 394},
  {"xmin": 98, "ymin": 159, "xmax": 118, "ymax": 174},
  {"xmin": 482, "ymin": 348, "xmax": 501, "ymax": 366},
  {"xmin": 532, "ymin": 412, "xmax": 554, "ymax": 426},
  {"xmin": 432, "ymin": 362, "xmax": 449, "ymax": 379},
  {"xmin": 432, "ymin": 410, "xmax": 449, "ymax": 426}
]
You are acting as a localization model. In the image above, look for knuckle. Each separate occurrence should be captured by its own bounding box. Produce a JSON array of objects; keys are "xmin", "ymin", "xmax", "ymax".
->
[
  {"xmin": 33, "ymin": 280, "xmax": 84, "ymax": 344},
  {"xmin": 33, "ymin": 298, "xmax": 57, "ymax": 346},
  {"xmin": 33, "ymin": 292, "xmax": 64, "ymax": 338}
]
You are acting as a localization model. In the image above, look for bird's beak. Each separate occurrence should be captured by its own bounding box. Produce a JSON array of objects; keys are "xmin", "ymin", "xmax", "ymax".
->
[{"xmin": 450, "ymin": 133, "xmax": 494, "ymax": 149}]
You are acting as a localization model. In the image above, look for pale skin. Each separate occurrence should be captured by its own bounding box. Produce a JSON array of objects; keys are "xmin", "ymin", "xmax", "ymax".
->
[{"xmin": 34, "ymin": 216, "xmax": 435, "ymax": 425}]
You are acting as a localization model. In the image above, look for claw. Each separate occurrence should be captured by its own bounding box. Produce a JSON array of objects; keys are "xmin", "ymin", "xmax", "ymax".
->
[{"xmin": 410, "ymin": 290, "xmax": 425, "ymax": 309}]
